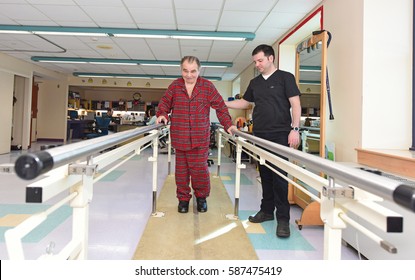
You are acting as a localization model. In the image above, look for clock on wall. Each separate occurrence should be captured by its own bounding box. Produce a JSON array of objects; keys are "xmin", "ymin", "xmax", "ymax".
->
[{"xmin": 133, "ymin": 92, "xmax": 142, "ymax": 101}]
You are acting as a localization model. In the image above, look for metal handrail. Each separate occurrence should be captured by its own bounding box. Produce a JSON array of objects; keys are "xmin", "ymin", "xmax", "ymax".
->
[
  {"xmin": 14, "ymin": 124, "xmax": 165, "ymax": 180},
  {"xmin": 6, "ymin": 124, "xmax": 166, "ymax": 260},
  {"xmin": 230, "ymin": 129, "xmax": 415, "ymax": 213},
  {"xmin": 218, "ymin": 128, "xmax": 415, "ymax": 259}
]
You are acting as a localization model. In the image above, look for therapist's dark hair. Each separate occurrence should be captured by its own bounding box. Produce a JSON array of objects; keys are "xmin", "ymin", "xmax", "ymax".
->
[{"xmin": 252, "ymin": 44, "xmax": 275, "ymax": 62}]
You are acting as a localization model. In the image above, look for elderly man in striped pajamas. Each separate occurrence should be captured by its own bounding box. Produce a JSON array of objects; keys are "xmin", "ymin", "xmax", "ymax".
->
[{"xmin": 157, "ymin": 56, "xmax": 236, "ymax": 213}]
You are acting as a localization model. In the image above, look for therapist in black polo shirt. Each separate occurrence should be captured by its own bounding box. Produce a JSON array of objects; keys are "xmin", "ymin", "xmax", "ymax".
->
[{"xmin": 225, "ymin": 44, "xmax": 301, "ymax": 238}]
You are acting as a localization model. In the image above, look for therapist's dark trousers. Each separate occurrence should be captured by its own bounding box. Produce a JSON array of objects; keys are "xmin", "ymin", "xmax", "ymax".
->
[{"xmin": 254, "ymin": 131, "xmax": 290, "ymax": 222}]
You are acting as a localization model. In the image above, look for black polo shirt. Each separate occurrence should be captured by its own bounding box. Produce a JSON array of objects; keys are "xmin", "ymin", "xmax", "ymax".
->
[{"xmin": 243, "ymin": 69, "xmax": 300, "ymax": 133}]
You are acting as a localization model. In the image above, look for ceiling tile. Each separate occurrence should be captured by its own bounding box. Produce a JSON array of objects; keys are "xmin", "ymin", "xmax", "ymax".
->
[
  {"xmin": 173, "ymin": 0, "xmax": 224, "ymax": 10},
  {"xmin": 129, "ymin": 8, "xmax": 175, "ymax": 26},
  {"xmin": 202, "ymin": 67, "xmax": 226, "ymax": 76},
  {"xmin": 219, "ymin": 11, "xmax": 266, "ymax": 29},
  {"xmin": 0, "ymin": 4, "xmax": 49, "ymax": 21},
  {"xmin": 147, "ymin": 40, "xmax": 181, "ymax": 60},
  {"xmin": 161, "ymin": 66, "xmax": 182, "ymax": 75},
  {"xmin": 112, "ymin": 37, "xmax": 155, "ymax": 59},
  {"xmin": 176, "ymin": 9, "xmax": 221, "ymax": 27},
  {"xmin": 66, "ymin": 49, "xmax": 102, "ymax": 57},
  {"xmin": 262, "ymin": 12, "xmax": 305, "ymax": 29},
  {"xmin": 254, "ymin": 27, "xmax": 286, "ymax": 43},
  {"xmin": 224, "ymin": 0, "xmax": 277, "ymax": 12},
  {"xmin": 12, "ymin": 20, "xmax": 56, "ymax": 25},
  {"xmin": 35, "ymin": 5, "xmax": 92, "ymax": 22},
  {"xmin": 177, "ymin": 24, "xmax": 217, "ymax": 31},
  {"xmin": 273, "ymin": 0, "xmax": 322, "ymax": 13},
  {"xmin": 0, "ymin": 14, "xmax": 16, "ymax": 25},
  {"xmin": 81, "ymin": 6, "xmax": 133, "ymax": 24},
  {"xmin": 122, "ymin": 0, "xmax": 173, "ymax": 9},
  {"xmin": 2, "ymin": 0, "xmax": 26, "ymax": 3},
  {"xmin": 74, "ymin": 0, "xmax": 125, "ymax": 6},
  {"xmin": 180, "ymin": 45, "xmax": 211, "ymax": 61},
  {"xmin": 27, "ymin": 0, "xmax": 75, "ymax": 4}
]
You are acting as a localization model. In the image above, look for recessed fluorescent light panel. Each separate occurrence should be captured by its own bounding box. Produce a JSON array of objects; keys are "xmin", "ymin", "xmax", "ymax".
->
[
  {"xmin": 139, "ymin": 63, "xmax": 180, "ymax": 67},
  {"xmin": 112, "ymin": 34, "xmax": 170, "ymax": 39},
  {"xmin": 73, "ymin": 72, "xmax": 222, "ymax": 81},
  {"xmin": 90, "ymin": 62, "xmax": 138, "ymax": 66},
  {"xmin": 0, "ymin": 25, "xmax": 255, "ymax": 41},
  {"xmin": 0, "ymin": 30, "xmax": 32, "ymax": 34},
  {"xmin": 31, "ymin": 57, "xmax": 232, "ymax": 68},
  {"xmin": 33, "ymin": 31, "xmax": 108, "ymax": 37}
]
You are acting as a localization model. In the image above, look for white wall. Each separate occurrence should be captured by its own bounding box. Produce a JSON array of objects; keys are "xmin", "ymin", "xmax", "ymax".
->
[
  {"xmin": 279, "ymin": 44, "xmax": 297, "ymax": 74},
  {"xmin": 0, "ymin": 70, "xmax": 14, "ymax": 154},
  {"xmin": 323, "ymin": 0, "xmax": 365, "ymax": 162},
  {"xmin": 323, "ymin": 0, "xmax": 412, "ymax": 162},
  {"xmin": 37, "ymin": 81, "xmax": 69, "ymax": 141},
  {"xmin": 361, "ymin": 0, "xmax": 412, "ymax": 149},
  {"xmin": 0, "ymin": 52, "xmax": 67, "ymax": 148}
]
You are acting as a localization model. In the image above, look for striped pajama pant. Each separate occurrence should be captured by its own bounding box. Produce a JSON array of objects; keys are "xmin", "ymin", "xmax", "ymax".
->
[{"xmin": 174, "ymin": 146, "xmax": 210, "ymax": 201}]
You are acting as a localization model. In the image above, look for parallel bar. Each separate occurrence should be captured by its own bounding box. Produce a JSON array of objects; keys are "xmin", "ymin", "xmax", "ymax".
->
[
  {"xmin": 14, "ymin": 124, "xmax": 164, "ymax": 180},
  {"xmin": 231, "ymin": 130, "xmax": 415, "ymax": 213}
]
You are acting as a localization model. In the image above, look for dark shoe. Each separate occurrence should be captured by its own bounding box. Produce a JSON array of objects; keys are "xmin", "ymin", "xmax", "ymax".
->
[
  {"xmin": 178, "ymin": 201, "xmax": 189, "ymax": 213},
  {"xmin": 196, "ymin": 198, "xmax": 207, "ymax": 213},
  {"xmin": 248, "ymin": 211, "xmax": 274, "ymax": 223},
  {"xmin": 276, "ymin": 221, "xmax": 290, "ymax": 238}
]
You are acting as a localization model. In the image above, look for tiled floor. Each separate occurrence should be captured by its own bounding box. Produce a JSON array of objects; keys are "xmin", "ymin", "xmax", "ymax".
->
[{"xmin": 0, "ymin": 140, "xmax": 360, "ymax": 260}]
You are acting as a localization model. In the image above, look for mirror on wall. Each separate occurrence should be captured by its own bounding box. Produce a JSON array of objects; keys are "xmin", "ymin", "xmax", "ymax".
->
[
  {"xmin": 295, "ymin": 31, "xmax": 328, "ymax": 157},
  {"xmin": 277, "ymin": 6, "xmax": 324, "ymax": 156}
]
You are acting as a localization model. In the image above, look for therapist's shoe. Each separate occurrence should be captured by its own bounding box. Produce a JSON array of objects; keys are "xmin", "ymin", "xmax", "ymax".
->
[
  {"xmin": 276, "ymin": 221, "xmax": 290, "ymax": 238},
  {"xmin": 248, "ymin": 211, "xmax": 274, "ymax": 223}
]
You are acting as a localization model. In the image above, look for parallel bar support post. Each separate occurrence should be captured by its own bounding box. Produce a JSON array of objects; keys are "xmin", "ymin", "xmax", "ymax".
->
[
  {"xmin": 216, "ymin": 131, "xmax": 223, "ymax": 176},
  {"xmin": 150, "ymin": 133, "xmax": 159, "ymax": 214},
  {"xmin": 321, "ymin": 176, "xmax": 346, "ymax": 260},
  {"xmin": 323, "ymin": 223, "xmax": 342, "ymax": 260},
  {"xmin": 233, "ymin": 141, "xmax": 246, "ymax": 218},
  {"xmin": 167, "ymin": 130, "xmax": 172, "ymax": 175},
  {"xmin": 71, "ymin": 206, "xmax": 89, "ymax": 260},
  {"xmin": 70, "ymin": 155, "xmax": 95, "ymax": 260}
]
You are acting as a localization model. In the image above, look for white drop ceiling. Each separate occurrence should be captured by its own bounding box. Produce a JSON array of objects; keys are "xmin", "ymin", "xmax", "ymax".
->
[{"xmin": 0, "ymin": 0, "xmax": 323, "ymax": 81}]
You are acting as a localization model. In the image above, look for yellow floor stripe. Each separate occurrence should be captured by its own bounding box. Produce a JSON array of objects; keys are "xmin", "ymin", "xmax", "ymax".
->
[
  {"xmin": 133, "ymin": 174, "xmax": 258, "ymax": 260},
  {"xmin": 220, "ymin": 175, "xmax": 232, "ymax": 180},
  {"xmin": 0, "ymin": 214, "xmax": 31, "ymax": 227},
  {"xmin": 241, "ymin": 220, "xmax": 267, "ymax": 234}
]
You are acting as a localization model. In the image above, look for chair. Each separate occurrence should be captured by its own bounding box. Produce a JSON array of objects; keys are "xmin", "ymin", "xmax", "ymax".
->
[{"xmin": 86, "ymin": 117, "xmax": 111, "ymax": 139}]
